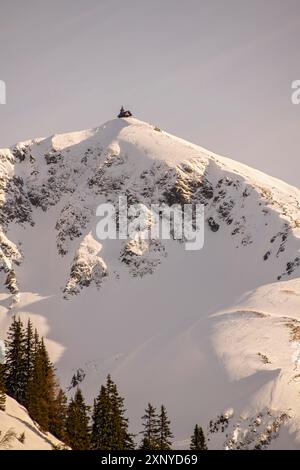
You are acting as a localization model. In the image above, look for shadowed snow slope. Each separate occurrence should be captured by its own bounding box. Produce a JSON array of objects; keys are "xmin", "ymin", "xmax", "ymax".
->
[{"xmin": 1, "ymin": 118, "xmax": 300, "ymax": 449}]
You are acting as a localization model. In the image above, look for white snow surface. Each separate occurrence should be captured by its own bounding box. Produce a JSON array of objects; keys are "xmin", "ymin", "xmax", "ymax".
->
[
  {"xmin": 0, "ymin": 395, "xmax": 64, "ymax": 450},
  {"xmin": 1, "ymin": 117, "xmax": 300, "ymax": 449}
]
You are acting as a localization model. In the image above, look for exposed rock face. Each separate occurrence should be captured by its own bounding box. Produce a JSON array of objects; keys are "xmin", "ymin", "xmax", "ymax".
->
[
  {"xmin": 120, "ymin": 238, "xmax": 167, "ymax": 277},
  {"xmin": 1, "ymin": 120, "xmax": 300, "ymax": 300},
  {"xmin": 63, "ymin": 234, "xmax": 107, "ymax": 297}
]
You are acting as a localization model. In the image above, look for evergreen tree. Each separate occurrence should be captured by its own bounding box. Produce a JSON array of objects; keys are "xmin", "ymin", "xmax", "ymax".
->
[
  {"xmin": 33, "ymin": 329, "xmax": 39, "ymax": 355},
  {"xmin": 190, "ymin": 424, "xmax": 207, "ymax": 450},
  {"xmin": 140, "ymin": 403, "xmax": 159, "ymax": 450},
  {"xmin": 24, "ymin": 319, "xmax": 35, "ymax": 407},
  {"xmin": 92, "ymin": 385, "xmax": 110, "ymax": 449},
  {"xmin": 106, "ymin": 375, "xmax": 134, "ymax": 450},
  {"xmin": 5, "ymin": 317, "xmax": 26, "ymax": 404},
  {"xmin": 49, "ymin": 387, "xmax": 68, "ymax": 441},
  {"xmin": 157, "ymin": 405, "xmax": 173, "ymax": 450},
  {"xmin": 3, "ymin": 319, "xmax": 66, "ymax": 437},
  {"xmin": 0, "ymin": 363, "xmax": 6, "ymax": 411},
  {"xmin": 27, "ymin": 337, "xmax": 56, "ymax": 432},
  {"xmin": 66, "ymin": 388, "xmax": 91, "ymax": 450},
  {"xmin": 91, "ymin": 375, "xmax": 134, "ymax": 450}
]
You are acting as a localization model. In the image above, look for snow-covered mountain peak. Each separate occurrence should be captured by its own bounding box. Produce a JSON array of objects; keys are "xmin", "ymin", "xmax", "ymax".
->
[{"xmin": 1, "ymin": 117, "xmax": 300, "ymax": 448}]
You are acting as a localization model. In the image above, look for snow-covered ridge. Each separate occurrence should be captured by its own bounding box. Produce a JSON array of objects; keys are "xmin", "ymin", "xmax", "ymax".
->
[
  {"xmin": 0, "ymin": 117, "xmax": 299, "ymax": 296},
  {"xmin": 1, "ymin": 117, "xmax": 300, "ymax": 449}
]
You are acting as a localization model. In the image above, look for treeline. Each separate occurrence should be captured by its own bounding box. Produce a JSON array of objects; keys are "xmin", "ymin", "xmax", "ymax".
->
[{"xmin": 0, "ymin": 317, "xmax": 207, "ymax": 450}]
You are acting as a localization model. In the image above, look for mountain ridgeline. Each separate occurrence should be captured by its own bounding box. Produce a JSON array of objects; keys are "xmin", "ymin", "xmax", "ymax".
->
[{"xmin": 1, "ymin": 117, "xmax": 300, "ymax": 449}]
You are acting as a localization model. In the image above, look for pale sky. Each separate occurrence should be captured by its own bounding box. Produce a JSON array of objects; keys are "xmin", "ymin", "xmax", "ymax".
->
[{"xmin": 0, "ymin": 0, "xmax": 300, "ymax": 185}]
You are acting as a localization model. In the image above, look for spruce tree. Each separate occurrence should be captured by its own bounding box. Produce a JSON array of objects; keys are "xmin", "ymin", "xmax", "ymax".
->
[
  {"xmin": 140, "ymin": 403, "xmax": 159, "ymax": 450},
  {"xmin": 190, "ymin": 424, "xmax": 207, "ymax": 450},
  {"xmin": 92, "ymin": 375, "xmax": 134, "ymax": 450},
  {"xmin": 4, "ymin": 319, "xmax": 66, "ymax": 436},
  {"xmin": 157, "ymin": 405, "xmax": 173, "ymax": 450},
  {"xmin": 5, "ymin": 317, "xmax": 26, "ymax": 404},
  {"xmin": 106, "ymin": 375, "xmax": 134, "ymax": 450},
  {"xmin": 0, "ymin": 363, "xmax": 6, "ymax": 411},
  {"xmin": 24, "ymin": 319, "xmax": 35, "ymax": 407},
  {"xmin": 91, "ymin": 385, "xmax": 110, "ymax": 449},
  {"xmin": 66, "ymin": 388, "xmax": 91, "ymax": 450},
  {"xmin": 33, "ymin": 329, "xmax": 39, "ymax": 355},
  {"xmin": 27, "ymin": 337, "xmax": 56, "ymax": 431},
  {"xmin": 49, "ymin": 387, "xmax": 68, "ymax": 441}
]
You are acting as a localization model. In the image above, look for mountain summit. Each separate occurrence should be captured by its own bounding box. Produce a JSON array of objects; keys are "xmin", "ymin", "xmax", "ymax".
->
[{"xmin": 1, "ymin": 117, "xmax": 300, "ymax": 449}]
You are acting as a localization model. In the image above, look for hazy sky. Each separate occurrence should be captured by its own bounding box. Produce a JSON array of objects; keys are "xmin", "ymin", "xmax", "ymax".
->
[{"xmin": 0, "ymin": 0, "xmax": 300, "ymax": 185}]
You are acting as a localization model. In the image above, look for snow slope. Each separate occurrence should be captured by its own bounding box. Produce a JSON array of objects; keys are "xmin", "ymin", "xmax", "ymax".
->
[
  {"xmin": 1, "ymin": 117, "xmax": 300, "ymax": 449},
  {"xmin": 0, "ymin": 395, "xmax": 64, "ymax": 450}
]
